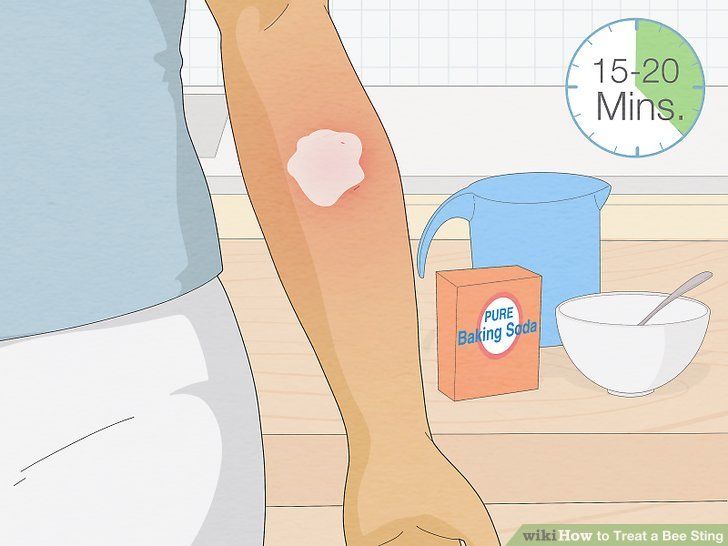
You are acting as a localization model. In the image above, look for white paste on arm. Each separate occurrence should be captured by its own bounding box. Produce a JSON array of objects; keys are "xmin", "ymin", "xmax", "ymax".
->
[{"xmin": 286, "ymin": 129, "xmax": 365, "ymax": 207}]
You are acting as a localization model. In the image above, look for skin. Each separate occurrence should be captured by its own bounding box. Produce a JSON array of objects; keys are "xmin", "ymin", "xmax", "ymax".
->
[{"xmin": 204, "ymin": 1, "xmax": 500, "ymax": 545}]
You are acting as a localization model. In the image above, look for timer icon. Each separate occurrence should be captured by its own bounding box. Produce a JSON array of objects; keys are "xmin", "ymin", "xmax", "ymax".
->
[{"xmin": 565, "ymin": 18, "xmax": 705, "ymax": 158}]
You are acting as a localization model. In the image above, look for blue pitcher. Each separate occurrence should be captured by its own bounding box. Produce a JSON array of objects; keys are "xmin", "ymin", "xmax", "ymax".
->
[{"xmin": 417, "ymin": 173, "xmax": 611, "ymax": 346}]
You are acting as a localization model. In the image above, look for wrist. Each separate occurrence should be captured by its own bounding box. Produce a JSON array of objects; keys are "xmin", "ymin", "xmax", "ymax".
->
[
  {"xmin": 336, "ymin": 376, "xmax": 432, "ymax": 454},
  {"xmin": 344, "ymin": 412, "xmax": 431, "ymax": 456}
]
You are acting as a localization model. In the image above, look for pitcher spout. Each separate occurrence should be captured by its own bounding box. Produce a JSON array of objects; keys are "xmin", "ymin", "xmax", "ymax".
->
[{"xmin": 594, "ymin": 184, "xmax": 611, "ymax": 210}]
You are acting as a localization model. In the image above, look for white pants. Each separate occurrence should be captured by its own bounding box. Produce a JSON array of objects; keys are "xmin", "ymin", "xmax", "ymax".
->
[{"xmin": 0, "ymin": 278, "xmax": 265, "ymax": 545}]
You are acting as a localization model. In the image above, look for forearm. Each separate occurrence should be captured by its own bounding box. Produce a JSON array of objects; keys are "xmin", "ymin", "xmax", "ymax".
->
[{"xmin": 213, "ymin": 1, "xmax": 429, "ymax": 445}]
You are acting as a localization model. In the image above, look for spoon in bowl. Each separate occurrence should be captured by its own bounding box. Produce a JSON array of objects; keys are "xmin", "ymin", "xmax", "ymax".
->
[{"xmin": 638, "ymin": 271, "xmax": 713, "ymax": 326}]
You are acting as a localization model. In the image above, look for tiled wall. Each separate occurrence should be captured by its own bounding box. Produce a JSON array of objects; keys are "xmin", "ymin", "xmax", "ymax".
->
[
  {"xmin": 181, "ymin": 0, "xmax": 728, "ymax": 87},
  {"xmin": 181, "ymin": 0, "xmax": 223, "ymax": 86}
]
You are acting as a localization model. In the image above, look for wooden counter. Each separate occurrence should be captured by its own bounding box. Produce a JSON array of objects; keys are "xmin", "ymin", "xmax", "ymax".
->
[{"xmin": 219, "ymin": 240, "xmax": 728, "ymax": 541}]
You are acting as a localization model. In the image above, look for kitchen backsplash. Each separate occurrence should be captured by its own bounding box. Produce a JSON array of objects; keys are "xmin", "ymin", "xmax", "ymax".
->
[{"xmin": 181, "ymin": 0, "xmax": 728, "ymax": 87}]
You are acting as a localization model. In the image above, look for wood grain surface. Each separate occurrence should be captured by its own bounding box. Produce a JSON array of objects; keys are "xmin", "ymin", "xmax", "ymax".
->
[
  {"xmin": 263, "ymin": 433, "xmax": 727, "ymax": 506},
  {"xmin": 221, "ymin": 240, "xmax": 728, "ymax": 435},
  {"xmin": 265, "ymin": 503, "xmax": 728, "ymax": 546},
  {"xmin": 218, "ymin": 240, "xmax": 728, "ymax": 522}
]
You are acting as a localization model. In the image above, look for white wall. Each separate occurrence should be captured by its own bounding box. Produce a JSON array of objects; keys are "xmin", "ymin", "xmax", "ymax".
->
[
  {"xmin": 367, "ymin": 86, "xmax": 728, "ymax": 177},
  {"xmin": 191, "ymin": 85, "xmax": 727, "ymax": 187}
]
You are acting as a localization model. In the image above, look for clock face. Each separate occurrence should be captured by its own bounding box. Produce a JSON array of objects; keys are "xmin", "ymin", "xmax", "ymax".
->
[{"xmin": 565, "ymin": 18, "xmax": 705, "ymax": 158}]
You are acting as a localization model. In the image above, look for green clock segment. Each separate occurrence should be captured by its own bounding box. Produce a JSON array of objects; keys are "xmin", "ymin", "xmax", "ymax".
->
[{"xmin": 565, "ymin": 18, "xmax": 705, "ymax": 158}]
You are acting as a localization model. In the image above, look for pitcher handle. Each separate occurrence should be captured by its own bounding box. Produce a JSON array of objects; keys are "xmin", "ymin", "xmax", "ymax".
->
[{"xmin": 416, "ymin": 191, "xmax": 475, "ymax": 278}]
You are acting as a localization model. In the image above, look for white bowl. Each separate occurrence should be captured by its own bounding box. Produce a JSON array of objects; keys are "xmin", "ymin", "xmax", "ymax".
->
[{"xmin": 556, "ymin": 292, "xmax": 710, "ymax": 397}]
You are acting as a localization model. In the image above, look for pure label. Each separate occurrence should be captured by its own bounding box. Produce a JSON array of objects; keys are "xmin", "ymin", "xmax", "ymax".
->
[{"xmin": 456, "ymin": 294, "xmax": 539, "ymax": 358}]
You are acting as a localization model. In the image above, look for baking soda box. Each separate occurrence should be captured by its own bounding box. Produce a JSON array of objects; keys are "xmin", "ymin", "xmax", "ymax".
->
[{"xmin": 436, "ymin": 266, "xmax": 542, "ymax": 401}]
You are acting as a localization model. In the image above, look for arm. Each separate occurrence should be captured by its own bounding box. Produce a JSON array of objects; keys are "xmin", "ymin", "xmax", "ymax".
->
[
  {"xmin": 209, "ymin": 0, "xmax": 426, "ymax": 444},
  {"xmin": 206, "ymin": 2, "xmax": 499, "ymax": 545}
]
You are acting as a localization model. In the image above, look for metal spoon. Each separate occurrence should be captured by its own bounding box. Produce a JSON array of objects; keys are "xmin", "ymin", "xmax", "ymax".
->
[{"xmin": 638, "ymin": 271, "xmax": 713, "ymax": 326}]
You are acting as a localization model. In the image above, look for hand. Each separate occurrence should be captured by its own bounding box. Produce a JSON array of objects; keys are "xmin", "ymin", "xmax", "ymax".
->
[{"xmin": 343, "ymin": 433, "xmax": 500, "ymax": 546}]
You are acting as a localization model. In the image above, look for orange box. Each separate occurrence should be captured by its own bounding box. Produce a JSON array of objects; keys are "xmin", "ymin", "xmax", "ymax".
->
[{"xmin": 437, "ymin": 266, "xmax": 542, "ymax": 401}]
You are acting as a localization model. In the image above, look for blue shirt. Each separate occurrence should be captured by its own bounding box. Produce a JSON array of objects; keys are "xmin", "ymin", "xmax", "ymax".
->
[{"xmin": 1, "ymin": 1, "xmax": 222, "ymax": 340}]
